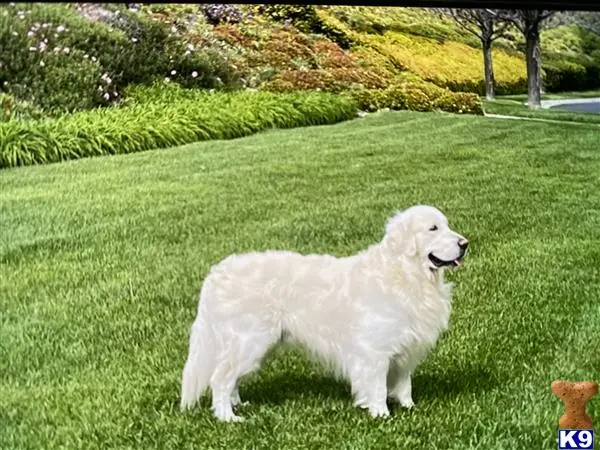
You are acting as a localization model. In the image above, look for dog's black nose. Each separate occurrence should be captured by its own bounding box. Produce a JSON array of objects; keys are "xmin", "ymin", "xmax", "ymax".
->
[{"xmin": 458, "ymin": 239, "xmax": 469, "ymax": 250}]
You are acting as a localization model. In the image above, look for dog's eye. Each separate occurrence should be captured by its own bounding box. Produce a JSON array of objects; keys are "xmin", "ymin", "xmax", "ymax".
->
[{"xmin": 429, "ymin": 225, "xmax": 438, "ymax": 231}]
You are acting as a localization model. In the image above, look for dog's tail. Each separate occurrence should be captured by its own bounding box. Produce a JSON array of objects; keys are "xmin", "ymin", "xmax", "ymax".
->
[{"xmin": 180, "ymin": 285, "xmax": 217, "ymax": 411}]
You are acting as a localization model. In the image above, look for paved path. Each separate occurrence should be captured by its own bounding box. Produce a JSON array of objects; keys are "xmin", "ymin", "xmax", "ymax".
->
[{"xmin": 541, "ymin": 97, "xmax": 600, "ymax": 114}]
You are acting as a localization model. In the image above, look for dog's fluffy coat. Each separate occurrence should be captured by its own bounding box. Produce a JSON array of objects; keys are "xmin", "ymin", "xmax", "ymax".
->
[{"xmin": 180, "ymin": 205, "xmax": 468, "ymax": 421}]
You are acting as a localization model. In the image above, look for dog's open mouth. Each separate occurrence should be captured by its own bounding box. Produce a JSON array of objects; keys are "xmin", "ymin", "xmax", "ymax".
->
[{"xmin": 428, "ymin": 252, "xmax": 464, "ymax": 268}]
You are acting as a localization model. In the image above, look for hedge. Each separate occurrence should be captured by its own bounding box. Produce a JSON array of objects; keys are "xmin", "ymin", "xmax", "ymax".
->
[
  {"xmin": 347, "ymin": 82, "xmax": 483, "ymax": 115},
  {"xmin": 0, "ymin": 88, "xmax": 357, "ymax": 169}
]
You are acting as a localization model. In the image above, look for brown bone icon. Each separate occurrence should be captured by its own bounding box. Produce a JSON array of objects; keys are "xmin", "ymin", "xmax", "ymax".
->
[{"xmin": 551, "ymin": 380, "xmax": 598, "ymax": 429}]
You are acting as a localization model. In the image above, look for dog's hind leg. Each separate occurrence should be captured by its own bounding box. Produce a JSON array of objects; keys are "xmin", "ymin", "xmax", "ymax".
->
[
  {"xmin": 210, "ymin": 324, "xmax": 279, "ymax": 422},
  {"xmin": 387, "ymin": 360, "xmax": 414, "ymax": 409},
  {"xmin": 349, "ymin": 357, "xmax": 390, "ymax": 418}
]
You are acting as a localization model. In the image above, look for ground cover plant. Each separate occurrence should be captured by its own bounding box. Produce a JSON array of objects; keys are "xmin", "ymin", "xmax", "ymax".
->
[
  {"xmin": 0, "ymin": 88, "xmax": 357, "ymax": 168},
  {"xmin": 0, "ymin": 81, "xmax": 485, "ymax": 169},
  {"xmin": 1, "ymin": 111, "xmax": 599, "ymax": 449}
]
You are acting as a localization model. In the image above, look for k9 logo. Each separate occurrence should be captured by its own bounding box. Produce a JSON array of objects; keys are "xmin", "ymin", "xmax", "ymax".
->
[{"xmin": 558, "ymin": 430, "xmax": 594, "ymax": 450}]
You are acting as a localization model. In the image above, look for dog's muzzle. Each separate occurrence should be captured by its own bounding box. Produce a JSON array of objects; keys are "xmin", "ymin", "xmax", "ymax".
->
[{"xmin": 428, "ymin": 240, "xmax": 468, "ymax": 269}]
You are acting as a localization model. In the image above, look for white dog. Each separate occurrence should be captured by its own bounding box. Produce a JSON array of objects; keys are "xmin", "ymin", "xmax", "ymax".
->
[{"xmin": 180, "ymin": 205, "xmax": 468, "ymax": 422}]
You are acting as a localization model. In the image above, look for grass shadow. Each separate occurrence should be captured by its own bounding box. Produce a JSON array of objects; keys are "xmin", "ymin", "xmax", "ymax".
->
[
  {"xmin": 412, "ymin": 361, "xmax": 499, "ymax": 404},
  {"xmin": 241, "ymin": 372, "xmax": 351, "ymax": 406}
]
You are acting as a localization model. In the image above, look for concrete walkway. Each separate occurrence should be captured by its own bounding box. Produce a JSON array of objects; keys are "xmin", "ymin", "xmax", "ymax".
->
[{"xmin": 540, "ymin": 97, "xmax": 600, "ymax": 112}]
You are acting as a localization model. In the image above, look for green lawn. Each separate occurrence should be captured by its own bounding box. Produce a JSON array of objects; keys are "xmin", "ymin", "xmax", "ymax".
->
[
  {"xmin": 483, "ymin": 99, "xmax": 600, "ymax": 124},
  {"xmin": 1, "ymin": 111, "xmax": 599, "ymax": 449}
]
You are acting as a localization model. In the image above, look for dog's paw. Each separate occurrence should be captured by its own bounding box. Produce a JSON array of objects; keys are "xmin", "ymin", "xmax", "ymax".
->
[
  {"xmin": 216, "ymin": 412, "xmax": 245, "ymax": 423},
  {"xmin": 399, "ymin": 399, "xmax": 415, "ymax": 409},
  {"xmin": 367, "ymin": 404, "xmax": 390, "ymax": 418}
]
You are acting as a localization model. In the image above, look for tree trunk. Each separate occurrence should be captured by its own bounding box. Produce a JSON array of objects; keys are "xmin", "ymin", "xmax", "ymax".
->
[
  {"xmin": 482, "ymin": 38, "xmax": 495, "ymax": 100},
  {"xmin": 525, "ymin": 24, "xmax": 542, "ymax": 109}
]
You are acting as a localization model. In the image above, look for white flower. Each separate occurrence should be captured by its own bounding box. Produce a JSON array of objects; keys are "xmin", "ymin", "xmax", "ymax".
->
[
  {"xmin": 113, "ymin": 92, "xmax": 119, "ymax": 97},
  {"xmin": 39, "ymin": 60, "xmax": 45, "ymax": 67},
  {"xmin": 56, "ymin": 25, "xmax": 65, "ymax": 33},
  {"xmin": 11, "ymin": 31, "xmax": 17, "ymax": 36},
  {"xmin": 27, "ymin": 31, "xmax": 34, "ymax": 37},
  {"xmin": 29, "ymin": 46, "xmax": 37, "ymax": 52},
  {"xmin": 170, "ymin": 70, "xmax": 176, "ymax": 75},
  {"xmin": 103, "ymin": 92, "xmax": 110, "ymax": 100},
  {"xmin": 53, "ymin": 47, "xmax": 61, "ymax": 53},
  {"xmin": 184, "ymin": 50, "xmax": 191, "ymax": 56},
  {"xmin": 43, "ymin": 38, "xmax": 48, "ymax": 43},
  {"xmin": 42, "ymin": 23, "xmax": 48, "ymax": 29},
  {"xmin": 131, "ymin": 37, "xmax": 138, "ymax": 43},
  {"xmin": 83, "ymin": 54, "xmax": 89, "ymax": 59},
  {"xmin": 170, "ymin": 26, "xmax": 177, "ymax": 33},
  {"xmin": 91, "ymin": 56, "xmax": 97, "ymax": 62},
  {"xmin": 164, "ymin": 77, "xmax": 170, "ymax": 83},
  {"xmin": 186, "ymin": 43, "xmax": 194, "ymax": 51},
  {"xmin": 191, "ymin": 71, "xmax": 198, "ymax": 78},
  {"xmin": 63, "ymin": 47, "xmax": 70, "ymax": 54}
]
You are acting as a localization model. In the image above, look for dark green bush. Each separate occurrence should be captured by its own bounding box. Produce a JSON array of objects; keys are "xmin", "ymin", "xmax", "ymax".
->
[
  {"xmin": 542, "ymin": 56, "xmax": 600, "ymax": 92},
  {"xmin": 0, "ymin": 88, "xmax": 357, "ymax": 168},
  {"xmin": 0, "ymin": 3, "xmax": 241, "ymax": 114},
  {"xmin": 0, "ymin": 5, "xmax": 104, "ymax": 113}
]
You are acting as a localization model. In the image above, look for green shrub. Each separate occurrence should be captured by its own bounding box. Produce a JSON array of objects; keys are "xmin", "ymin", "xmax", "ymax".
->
[
  {"xmin": 0, "ymin": 5, "xmax": 102, "ymax": 113},
  {"xmin": 0, "ymin": 89, "xmax": 357, "ymax": 168},
  {"xmin": 0, "ymin": 3, "xmax": 241, "ymax": 114},
  {"xmin": 347, "ymin": 82, "xmax": 483, "ymax": 115},
  {"xmin": 542, "ymin": 56, "xmax": 600, "ymax": 92}
]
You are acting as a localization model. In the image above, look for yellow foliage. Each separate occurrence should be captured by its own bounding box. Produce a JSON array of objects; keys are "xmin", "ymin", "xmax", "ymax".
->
[{"xmin": 366, "ymin": 32, "xmax": 526, "ymax": 94}]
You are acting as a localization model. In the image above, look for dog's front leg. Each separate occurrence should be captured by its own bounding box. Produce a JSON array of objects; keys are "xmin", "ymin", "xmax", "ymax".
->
[
  {"xmin": 350, "ymin": 358, "xmax": 390, "ymax": 418},
  {"xmin": 387, "ymin": 360, "xmax": 414, "ymax": 408}
]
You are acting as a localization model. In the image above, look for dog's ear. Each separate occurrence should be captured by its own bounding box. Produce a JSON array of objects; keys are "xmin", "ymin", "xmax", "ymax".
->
[{"xmin": 385, "ymin": 211, "xmax": 417, "ymax": 257}]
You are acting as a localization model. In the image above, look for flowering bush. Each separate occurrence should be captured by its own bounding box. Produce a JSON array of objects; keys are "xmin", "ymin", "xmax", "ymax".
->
[
  {"xmin": 200, "ymin": 4, "xmax": 244, "ymax": 25},
  {"xmin": 0, "ymin": 5, "xmax": 103, "ymax": 113},
  {"xmin": 0, "ymin": 3, "xmax": 240, "ymax": 114}
]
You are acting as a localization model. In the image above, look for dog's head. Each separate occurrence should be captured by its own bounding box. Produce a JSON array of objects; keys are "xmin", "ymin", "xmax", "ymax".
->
[{"xmin": 384, "ymin": 205, "xmax": 468, "ymax": 271}]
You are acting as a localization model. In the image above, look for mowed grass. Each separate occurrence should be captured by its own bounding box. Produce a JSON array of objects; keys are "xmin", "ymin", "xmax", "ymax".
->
[{"xmin": 1, "ymin": 111, "xmax": 600, "ymax": 450}]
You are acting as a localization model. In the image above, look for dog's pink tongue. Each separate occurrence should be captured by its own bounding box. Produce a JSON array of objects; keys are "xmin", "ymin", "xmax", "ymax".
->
[{"xmin": 454, "ymin": 260, "xmax": 461, "ymax": 266}]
